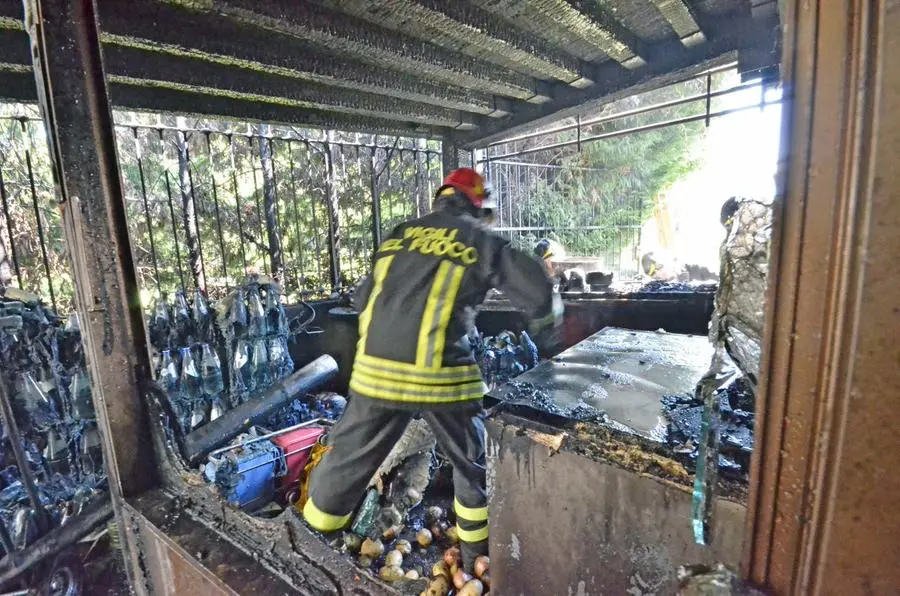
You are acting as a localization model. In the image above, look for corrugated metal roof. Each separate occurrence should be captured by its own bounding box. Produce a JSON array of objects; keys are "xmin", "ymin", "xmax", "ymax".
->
[{"xmin": 0, "ymin": 0, "xmax": 779, "ymax": 147}]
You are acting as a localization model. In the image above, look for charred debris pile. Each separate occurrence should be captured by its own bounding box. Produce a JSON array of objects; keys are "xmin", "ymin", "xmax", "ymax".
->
[
  {"xmin": 0, "ymin": 291, "xmax": 105, "ymax": 554},
  {"xmin": 147, "ymin": 278, "xmax": 524, "ymax": 594}
]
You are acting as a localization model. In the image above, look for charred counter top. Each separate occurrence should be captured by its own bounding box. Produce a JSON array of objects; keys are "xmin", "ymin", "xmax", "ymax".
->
[
  {"xmin": 484, "ymin": 328, "xmax": 746, "ymax": 596},
  {"xmin": 486, "ymin": 327, "xmax": 713, "ymax": 439}
]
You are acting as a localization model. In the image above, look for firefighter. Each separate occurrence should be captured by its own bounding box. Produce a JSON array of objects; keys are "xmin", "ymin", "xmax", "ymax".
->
[{"xmin": 303, "ymin": 167, "xmax": 562, "ymax": 570}]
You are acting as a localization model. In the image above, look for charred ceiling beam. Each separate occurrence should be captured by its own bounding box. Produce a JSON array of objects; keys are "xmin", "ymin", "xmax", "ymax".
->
[
  {"xmin": 0, "ymin": 70, "xmax": 452, "ymax": 138},
  {"xmin": 192, "ymin": 0, "xmax": 544, "ymax": 103},
  {"xmin": 102, "ymin": 45, "xmax": 480, "ymax": 129},
  {"xmin": 649, "ymin": 0, "xmax": 706, "ymax": 46},
  {"xmin": 108, "ymin": 84, "xmax": 452, "ymax": 137},
  {"xmin": 458, "ymin": 12, "xmax": 779, "ymax": 147},
  {"xmin": 0, "ymin": 26, "xmax": 29, "ymax": 67},
  {"xmin": 0, "ymin": 0, "xmax": 20, "ymax": 22},
  {"xmin": 317, "ymin": 0, "xmax": 592, "ymax": 88},
  {"xmin": 97, "ymin": 0, "xmax": 501, "ymax": 115},
  {"xmin": 476, "ymin": 0, "xmax": 648, "ymax": 68}
]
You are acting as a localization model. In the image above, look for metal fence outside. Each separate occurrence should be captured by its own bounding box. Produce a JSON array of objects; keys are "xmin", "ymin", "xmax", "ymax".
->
[{"xmin": 0, "ymin": 107, "xmax": 443, "ymax": 310}]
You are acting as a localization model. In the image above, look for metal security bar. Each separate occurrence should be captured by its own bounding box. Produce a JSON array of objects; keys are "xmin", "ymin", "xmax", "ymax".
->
[
  {"xmin": 478, "ymin": 67, "xmax": 782, "ymax": 280},
  {"xmin": 114, "ymin": 124, "xmax": 443, "ymax": 302}
]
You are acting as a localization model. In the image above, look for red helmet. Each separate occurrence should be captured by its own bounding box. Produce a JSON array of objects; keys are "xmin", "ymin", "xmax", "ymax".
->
[{"xmin": 436, "ymin": 168, "xmax": 496, "ymax": 210}]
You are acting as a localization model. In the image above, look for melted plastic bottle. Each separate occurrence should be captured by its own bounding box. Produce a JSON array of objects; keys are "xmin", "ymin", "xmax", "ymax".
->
[
  {"xmin": 265, "ymin": 286, "xmax": 288, "ymax": 336},
  {"xmin": 250, "ymin": 338, "xmax": 269, "ymax": 389},
  {"xmin": 173, "ymin": 290, "xmax": 193, "ymax": 344},
  {"xmin": 267, "ymin": 336, "xmax": 292, "ymax": 381},
  {"xmin": 178, "ymin": 346, "xmax": 201, "ymax": 399},
  {"xmin": 149, "ymin": 295, "xmax": 172, "ymax": 349},
  {"xmin": 200, "ymin": 343, "xmax": 224, "ymax": 397},
  {"xmin": 157, "ymin": 350, "xmax": 179, "ymax": 396},
  {"xmin": 247, "ymin": 287, "xmax": 268, "ymax": 338},
  {"xmin": 230, "ymin": 288, "xmax": 248, "ymax": 337},
  {"xmin": 193, "ymin": 288, "xmax": 212, "ymax": 343}
]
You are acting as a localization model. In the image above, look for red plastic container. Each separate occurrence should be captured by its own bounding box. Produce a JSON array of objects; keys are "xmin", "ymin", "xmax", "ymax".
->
[{"xmin": 271, "ymin": 425, "xmax": 326, "ymax": 503}]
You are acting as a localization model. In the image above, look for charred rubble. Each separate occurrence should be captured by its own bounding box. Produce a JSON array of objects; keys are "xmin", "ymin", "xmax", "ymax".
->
[{"xmin": 0, "ymin": 291, "xmax": 105, "ymax": 554}]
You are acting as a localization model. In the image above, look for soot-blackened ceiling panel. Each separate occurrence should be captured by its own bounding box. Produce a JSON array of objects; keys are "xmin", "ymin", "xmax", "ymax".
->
[{"xmin": 0, "ymin": 0, "xmax": 778, "ymax": 144}]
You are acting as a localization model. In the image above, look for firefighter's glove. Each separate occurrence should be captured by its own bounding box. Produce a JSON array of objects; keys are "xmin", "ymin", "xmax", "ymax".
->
[{"xmin": 528, "ymin": 294, "xmax": 564, "ymax": 355}]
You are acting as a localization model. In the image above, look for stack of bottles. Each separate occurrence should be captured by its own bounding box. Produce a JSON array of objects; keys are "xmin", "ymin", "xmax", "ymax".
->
[
  {"xmin": 224, "ymin": 280, "xmax": 292, "ymax": 408},
  {"xmin": 468, "ymin": 329, "xmax": 540, "ymax": 390},
  {"xmin": 148, "ymin": 279, "xmax": 294, "ymax": 436},
  {"xmin": 0, "ymin": 295, "xmax": 106, "ymax": 553}
]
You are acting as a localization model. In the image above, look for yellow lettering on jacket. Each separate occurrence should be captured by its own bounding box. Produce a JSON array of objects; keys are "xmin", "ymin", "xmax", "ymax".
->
[
  {"xmin": 379, "ymin": 226, "xmax": 477, "ymax": 264},
  {"xmin": 379, "ymin": 238, "xmax": 405, "ymax": 253}
]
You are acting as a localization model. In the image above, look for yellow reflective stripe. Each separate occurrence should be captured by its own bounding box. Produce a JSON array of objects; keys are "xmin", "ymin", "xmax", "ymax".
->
[
  {"xmin": 355, "ymin": 358, "xmax": 481, "ymax": 385},
  {"xmin": 357, "ymin": 256, "xmax": 395, "ymax": 355},
  {"xmin": 454, "ymin": 498, "xmax": 488, "ymax": 522},
  {"xmin": 431, "ymin": 264, "xmax": 466, "ymax": 369},
  {"xmin": 351, "ymin": 372, "xmax": 484, "ymax": 398},
  {"xmin": 416, "ymin": 261, "xmax": 452, "ymax": 368},
  {"xmin": 303, "ymin": 498, "xmax": 352, "ymax": 532},
  {"xmin": 356, "ymin": 353, "xmax": 479, "ymax": 376},
  {"xmin": 349, "ymin": 375, "xmax": 485, "ymax": 403},
  {"xmin": 456, "ymin": 524, "xmax": 489, "ymax": 543}
]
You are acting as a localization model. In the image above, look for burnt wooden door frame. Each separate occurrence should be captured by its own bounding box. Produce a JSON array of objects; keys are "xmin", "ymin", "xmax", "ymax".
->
[
  {"xmin": 744, "ymin": 0, "xmax": 900, "ymax": 593},
  {"xmin": 21, "ymin": 0, "xmax": 900, "ymax": 593}
]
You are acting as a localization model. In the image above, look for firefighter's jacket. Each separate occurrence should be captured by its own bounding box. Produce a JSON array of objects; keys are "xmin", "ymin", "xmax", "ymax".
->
[{"xmin": 350, "ymin": 207, "xmax": 559, "ymax": 408}]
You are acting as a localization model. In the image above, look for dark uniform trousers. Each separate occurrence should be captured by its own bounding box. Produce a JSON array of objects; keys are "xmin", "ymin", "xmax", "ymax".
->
[{"xmin": 305, "ymin": 395, "xmax": 489, "ymax": 567}]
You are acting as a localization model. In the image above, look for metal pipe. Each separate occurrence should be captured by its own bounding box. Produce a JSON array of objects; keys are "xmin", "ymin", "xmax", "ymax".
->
[
  {"xmin": 0, "ymin": 170, "xmax": 24, "ymax": 288},
  {"xmin": 286, "ymin": 140, "xmax": 306, "ymax": 292},
  {"xmin": 183, "ymin": 354, "xmax": 339, "ymax": 463},
  {"xmin": 21, "ymin": 120, "xmax": 55, "ymax": 311},
  {"xmin": 483, "ymin": 99, "xmax": 784, "ymax": 162},
  {"xmin": 370, "ymin": 143, "xmax": 382, "ymax": 255},
  {"xmin": 705, "ymin": 74, "xmax": 712, "ymax": 128},
  {"xmin": 133, "ymin": 127, "xmax": 162, "ymax": 295},
  {"xmin": 209, "ymin": 417, "xmax": 328, "ymax": 457},
  {"xmin": 205, "ymin": 132, "xmax": 230, "ymax": 292},
  {"xmin": 227, "ymin": 134, "xmax": 249, "ymax": 277},
  {"xmin": 184, "ymin": 138, "xmax": 209, "ymax": 290},
  {"xmin": 161, "ymin": 130, "xmax": 187, "ymax": 291},
  {"xmin": 248, "ymin": 136, "xmax": 269, "ymax": 277}
]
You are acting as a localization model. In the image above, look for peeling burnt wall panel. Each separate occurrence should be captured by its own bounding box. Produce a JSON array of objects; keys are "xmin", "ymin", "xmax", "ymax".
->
[
  {"xmin": 486, "ymin": 418, "xmax": 745, "ymax": 595},
  {"xmin": 710, "ymin": 199, "xmax": 771, "ymax": 387},
  {"xmin": 97, "ymin": 0, "xmax": 498, "ymax": 114}
]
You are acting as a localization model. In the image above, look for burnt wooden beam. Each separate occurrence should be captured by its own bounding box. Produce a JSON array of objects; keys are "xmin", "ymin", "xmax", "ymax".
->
[
  {"xmin": 478, "ymin": 0, "xmax": 648, "ymax": 69},
  {"xmin": 0, "ymin": 67, "xmax": 454, "ymax": 138},
  {"xmin": 0, "ymin": 26, "xmax": 29, "ymax": 67},
  {"xmin": 317, "ymin": 0, "xmax": 588, "ymax": 87},
  {"xmin": 97, "ymin": 0, "xmax": 500, "ymax": 114},
  {"xmin": 459, "ymin": 11, "xmax": 779, "ymax": 147},
  {"xmin": 650, "ymin": 0, "xmax": 706, "ymax": 47},
  {"xmin": 103, "ymin": 45, "xmax": 481, "ymax": 128},
  {"xmin": 198, "ymin": 0, "xmax": 544, "ymax": 102},
  {"xmin": 108, "ymin": 83, "xmax": 452, "ymax": 138}
]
